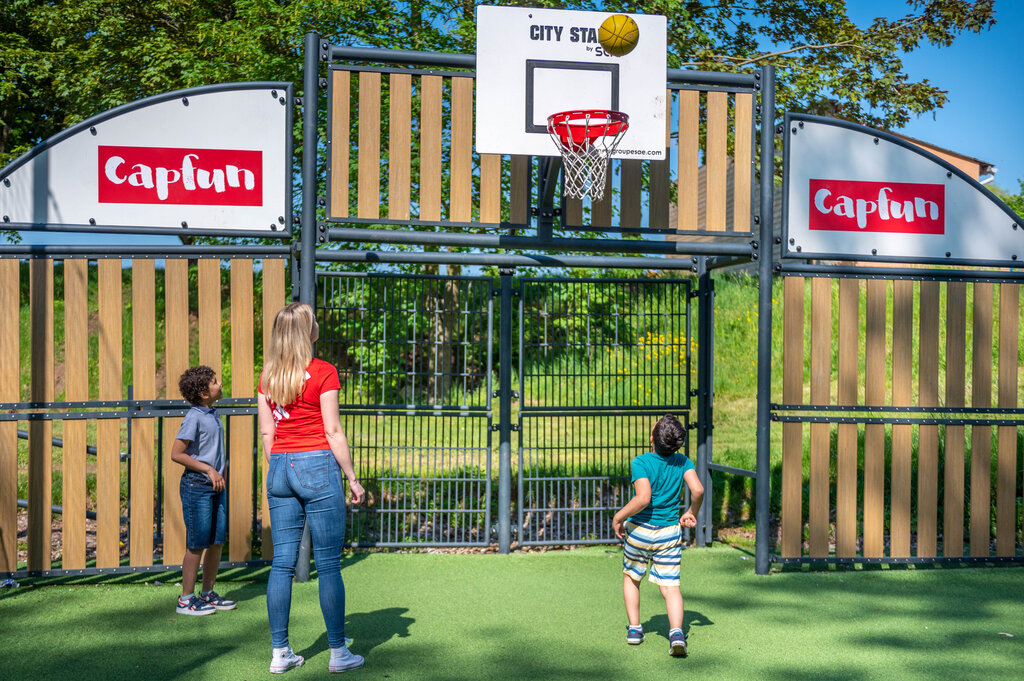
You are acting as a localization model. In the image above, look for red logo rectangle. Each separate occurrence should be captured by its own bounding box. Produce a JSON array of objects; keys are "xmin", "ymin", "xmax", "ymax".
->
[
  {"xmin": 98, "ymin": 146, "xmax": 263, "ymax": 206},
  {"xmin": 809, "ymin": 179, "xmax": 944, "ymax": 234}
]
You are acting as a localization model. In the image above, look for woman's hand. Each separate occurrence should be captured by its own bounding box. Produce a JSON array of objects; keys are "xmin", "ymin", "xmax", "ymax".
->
[{"xmin": 348, "ymin": 479, "xmax": 365, "ymax": 505}]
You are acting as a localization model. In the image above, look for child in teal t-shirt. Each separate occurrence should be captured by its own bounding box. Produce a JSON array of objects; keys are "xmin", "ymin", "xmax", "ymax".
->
[{"xmin": 612, "ymin": 414, "xmax": 704, "ymax": 657}]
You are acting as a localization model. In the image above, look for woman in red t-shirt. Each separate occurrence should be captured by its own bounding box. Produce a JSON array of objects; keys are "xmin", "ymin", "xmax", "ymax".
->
[{"xmin": 257, "ymin": 302, "xmax": 366, "ymax": 674}]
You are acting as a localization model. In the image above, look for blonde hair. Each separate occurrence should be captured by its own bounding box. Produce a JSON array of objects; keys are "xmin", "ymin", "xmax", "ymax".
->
[{"xmin": 262, "ymin": 302, "xmax": 315, "ymax": 407}]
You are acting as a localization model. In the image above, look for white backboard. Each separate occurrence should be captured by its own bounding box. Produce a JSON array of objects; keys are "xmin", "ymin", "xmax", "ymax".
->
[{"xmin": 476, "ymin": 5, "xmax": 667, "ymax": 160}]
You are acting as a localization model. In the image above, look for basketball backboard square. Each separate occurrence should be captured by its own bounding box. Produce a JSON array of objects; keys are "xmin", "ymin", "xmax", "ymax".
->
[{"xmin": 476, "ymin": 5, "xmax": 667, "ymax": 160}]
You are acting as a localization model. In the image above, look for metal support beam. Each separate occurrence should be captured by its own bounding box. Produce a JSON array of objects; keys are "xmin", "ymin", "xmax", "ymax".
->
[
  {"xmin": 328, "ymin": 226, "xmax": 756, "ymax": 258},
  {"xmin": 497, "ymin": 268, "xmax": 515, "ymax": 553},
  {"xmin": 294, "ymin": 30, "xmax": 321, "ymax": 583},
  {"xmin": 316, "ymin": 249, "xmax": 698, "ymax": 271},
  {"xmin": 695, "ymin": 257, "xmax": 714, "ymax": 546},
  {"xmin": 536, "ymin": 157, "xmax": 562, "ymax": 241},
  {"xmin": 754, "ymin": 65, "xmax": 775, "ymax": 576}
]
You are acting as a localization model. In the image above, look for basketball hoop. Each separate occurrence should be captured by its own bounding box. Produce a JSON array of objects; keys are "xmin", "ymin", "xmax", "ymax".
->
[{"xmin": 546, "ymin": 109, "xmax": 629, "ymax": 201}]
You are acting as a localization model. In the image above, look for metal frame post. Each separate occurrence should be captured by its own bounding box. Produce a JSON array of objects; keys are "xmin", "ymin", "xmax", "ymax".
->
[
  {"xmin": 755, "ymin": 65, "xmax": 775, "ymax": 575},
  {"xmin": 497, "ymin": 267, "xmax": 516, "ymax": 553},
  {"xmin": 294, "ymin": 31, "xmax": 321, "ymax": 583},
  {"xmin": 694, "ymin": 258, "xmax": 713, "ymax": 546}
]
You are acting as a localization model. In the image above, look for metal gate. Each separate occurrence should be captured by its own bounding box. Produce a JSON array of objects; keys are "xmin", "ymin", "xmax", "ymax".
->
[
  {"xmin": 317, "ymin": 272, "xmax": 694, "ymax": 548},
  {"xmin": 317, "ymin": 272, "xmax": 495, "ymax": 547},
  {"xmin": 516, "ymin": 277, "xmax": 692, "ymax": 545}
]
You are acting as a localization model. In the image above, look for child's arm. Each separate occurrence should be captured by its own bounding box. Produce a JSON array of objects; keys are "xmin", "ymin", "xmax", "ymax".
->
[
  {"xmin": 679, "ymin": 468, "xmax": 704, "ymax": 528},
  {"xmin": 612, "ymin": 478, "xmax": 652, "ymax": 539},
  {"xmin": 170, "ymin": 438, "xmax": 225, "ymax": 491}
]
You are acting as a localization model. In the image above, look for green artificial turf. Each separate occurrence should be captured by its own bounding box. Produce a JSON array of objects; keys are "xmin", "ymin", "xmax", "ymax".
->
[{"xmin": 2, "ymin": 544, "xmax": 1022, "ymax": 681}]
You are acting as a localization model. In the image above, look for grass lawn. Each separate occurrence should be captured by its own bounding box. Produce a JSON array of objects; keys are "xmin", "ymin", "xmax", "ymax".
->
[{"xmin": 2, "ymin": 544, "xmax": 1023, "ymax": 681}]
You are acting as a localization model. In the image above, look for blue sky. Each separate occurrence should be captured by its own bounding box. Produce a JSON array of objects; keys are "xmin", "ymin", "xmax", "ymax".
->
[
  {"xmin": 13, "ymin": 1, "xmax": 1023, "ymax": 247},
  {"xmin": 849, "ymin": 0, "xmax": 1023, "ymax": 192}
]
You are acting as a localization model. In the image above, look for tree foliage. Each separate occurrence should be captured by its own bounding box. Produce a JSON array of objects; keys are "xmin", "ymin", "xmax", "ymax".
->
[{"xmin": 1, "ymin": 0, "xmax": 999, "ymax": 168}]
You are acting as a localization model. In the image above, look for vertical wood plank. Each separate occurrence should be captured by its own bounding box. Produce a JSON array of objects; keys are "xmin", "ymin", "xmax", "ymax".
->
[
  {"xmin": 0, "ymin": 260, "xmax": 18, "ymax": 571},
  {"xmin": 162, "ymin": 259, "xmax": 189, "ymax": 565},
  {"xmin": 450, "ymin": 77, "xmax": 473, "ymax": 222},
  {"xmin": 836, "ymin": 278, "xmax": 859, "ymax": 557},
  {"xmin": 357, "ymin": 71, "xmax": 381, "ymax": 220},
  {"xmin": 62, "ymin": 259, "xmax": 89, "ymax": 569},
  {"xmin": 781, "ymin": 277, "xmax": 804, "ymax": 557},
  {"xmin": 917, "ymin": 281, "xmax": 940, "ymax": 557},
  {"xmin": 330, "ymin": 70, "xmax": 351, "ymax": 219},
  {"xmin": 480, "ymin": 154, "xmax": 502, "ymax": 224},
  {"xmin": 563, "ymin": 194, "xmax": 583, "ymax": 228},
  {"xmin": 732, "ymin": 92, "xmax": 753, "ymax": 233},
  {"xmin": 677, "ymin": 90, "xmax": 699, "ymax": 231},
  {"xmin": 705, "ymin": 91, "xmax": 728, "ymax": 231},
  {"xmin": 28, "ymin": 258, "xmax": 53, "ymax": 570},
  {"xmin": 260, "ymin": 259, "xmax": 286, "ymax": 558},
  {"xmin": 198, "ymin": 259, "xmax": 222, "ymax": 376},
  {"xmin": 130, "ymin": 260, "xmax": 155, "ymax": 565},
  {"xmin": 510, "ymin": 156, "xmax": 530, "ymax": 226},
  {"xmin": 996, "ymin": 284, "xmax": 1019, "ymax": 556},
  {"xmin": 970, "ymin": 282, "xmax": 993, "ymax": 557},
  {"xmin": 419, "ymin": 75, "xmax": 443, "ymax": 222},
  {"xmin": 388, "ymin": 73, "xmax": 412, "ymax": 221},
  {"xmin": 620, "ymin": 160, "xmax": 642, "ymax": 229},
  {"xmin": 808, "ymin": 278, "xmax": 831, "ymax": 557},
  {"xmin": 890, "ymin": 279, "xmax": 913, "ymax": 557},
  {"xmin": 97, "ymin": 259, "xmax": 122, "ymax": 568},
  {"xmin": 863, "ymin": 279, "xmax": 887, "ymax": 558},
  {"xmin": 649, "ymin": 93, "xmax": 671, "ymax": 230},
  {"xmin": 944, "ymin": 282, "xmax": 967, "ymax": 556},
  {"xmin": 230, "ymin": 260, "xmax": 254, "ymax": 561},
  {"xmin": 591, "ymin": 168, "xmax": 613, "ymax": 227}
]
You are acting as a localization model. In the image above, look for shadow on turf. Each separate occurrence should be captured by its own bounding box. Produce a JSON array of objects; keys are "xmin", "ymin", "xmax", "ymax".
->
[
  {"xmin": 643, "ymin": 608, "xmax": 714, "ymax": 637},
  {"xmin": 298, "ymin": 607, "xmax": 415, "ymax": 660}
]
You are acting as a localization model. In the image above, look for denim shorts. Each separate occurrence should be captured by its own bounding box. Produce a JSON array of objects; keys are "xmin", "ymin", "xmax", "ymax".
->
[{"xmin": 180, "ymin": 470, "xmax": 227, "ymax": 550}]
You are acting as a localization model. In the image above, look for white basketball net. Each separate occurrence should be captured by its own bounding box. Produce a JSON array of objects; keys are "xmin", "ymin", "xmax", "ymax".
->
[{"xmin": 547, "ymin": 110, "xmax": 629, "ymax": 202}]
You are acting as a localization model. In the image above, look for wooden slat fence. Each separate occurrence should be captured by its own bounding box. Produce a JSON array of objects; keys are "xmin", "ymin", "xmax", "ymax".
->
[
  {"xmin": 0, "ymin": 256, "xmax": 287, "ymax": 573},
  {"xmin": 327, "ymin": 68, "xmax": 757, "ymax": 235},
  {"xmin": 778, "ymin": 275, "xmax": 1023, "ymax": 561}
]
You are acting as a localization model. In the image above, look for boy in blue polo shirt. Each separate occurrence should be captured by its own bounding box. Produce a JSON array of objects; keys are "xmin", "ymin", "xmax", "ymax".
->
[
  {"xmin": 612, "ymin": 414, "xmax": 704, "ymax": 657},
  {"xmin": 170, "ymin": 365, "xmax": 236, "ymax": 616}
]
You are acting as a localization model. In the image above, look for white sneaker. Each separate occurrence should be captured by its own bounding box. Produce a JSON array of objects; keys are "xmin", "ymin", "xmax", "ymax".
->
[
  {"xmin": 270, "ymin": 646, "xmax": 305, "ymax": 674},
  {"xmin": 329, "ymin": 646, "xmax": 365, "ymax": 673}
]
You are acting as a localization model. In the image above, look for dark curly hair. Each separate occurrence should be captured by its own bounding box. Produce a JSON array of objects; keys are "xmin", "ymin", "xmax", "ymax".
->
[
  {"xmin": 179, "ymin": 365, "xmax": 216, "ymax": 406},
  {"xmin": 652, "ymin": 414, "xmax": 686, "ymax": 456}
]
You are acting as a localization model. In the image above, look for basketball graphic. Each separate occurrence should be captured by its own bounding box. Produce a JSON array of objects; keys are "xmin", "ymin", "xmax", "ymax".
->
[{"xmin": 598, "ymin": 14, "xmax": 640, "ymax": 57}]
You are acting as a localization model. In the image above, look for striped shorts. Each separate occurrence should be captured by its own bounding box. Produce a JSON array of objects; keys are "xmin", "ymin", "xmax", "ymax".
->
[{"xmin": 622, "ymin": 520, "xmax": 683, "ymax": 586}]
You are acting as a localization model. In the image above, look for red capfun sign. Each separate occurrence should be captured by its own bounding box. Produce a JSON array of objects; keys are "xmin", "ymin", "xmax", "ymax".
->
[
  {"xmin": 809, "ymin": 179, "xmax": 944, "ymax": 234},
  {"xmin": 98, "ymin": 146, "xmax": 263, "ymax": 206}
]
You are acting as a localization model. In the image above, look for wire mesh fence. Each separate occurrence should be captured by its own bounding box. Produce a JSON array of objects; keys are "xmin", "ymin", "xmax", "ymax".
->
[
  {"xmin": 319, "ymin": 272, "xmax": 494, "ymax": 546},
  {"xmin": 517, "ymin": 277, "xmax": 692, "ymax": 544}
]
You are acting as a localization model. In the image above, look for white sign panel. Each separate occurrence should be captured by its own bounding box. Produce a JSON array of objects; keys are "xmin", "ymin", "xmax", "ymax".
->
[
  {"xmin": 476, "ymin": 6, "xmax": 667, "ymax": 159},
  {"xmin": 0, "ymin": 83, "xmax": 292, "ymax": 234},
  {"xmin": 783, "ymin": 114, "xmax": 1024, "ymax": 266}
]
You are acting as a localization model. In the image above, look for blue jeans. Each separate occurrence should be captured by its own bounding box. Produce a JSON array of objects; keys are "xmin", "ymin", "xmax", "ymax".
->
[
  {"xmin": 180, "ymin": 470, "xmax": 227, "ymax": 550},
  {"xmin": 266, "ymin": 449, "xmax": 347, "ymax": 648}
]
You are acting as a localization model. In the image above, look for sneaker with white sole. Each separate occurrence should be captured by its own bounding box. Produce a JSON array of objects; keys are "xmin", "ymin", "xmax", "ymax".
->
[
  {"xmin": 176, "ymin": 594, "xmax": 216, "ymax": 616},
  {"xmin": 329, "ymin": 645, "xmax": 365, "ymax": 673},
  {"xmin": 199, "ymin": 590, "xmax": 237, "ymax": 610},
  {"xmin": 626, "ymin": 625, "xmax": 645, "ymax": 645},
  {"xmin": 669, "ymin": 629, "xmax": 688, "ymax": 657},
  {"xmin": 270, "ymin": 646, "xmax": 305, "ymax": 674}
]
